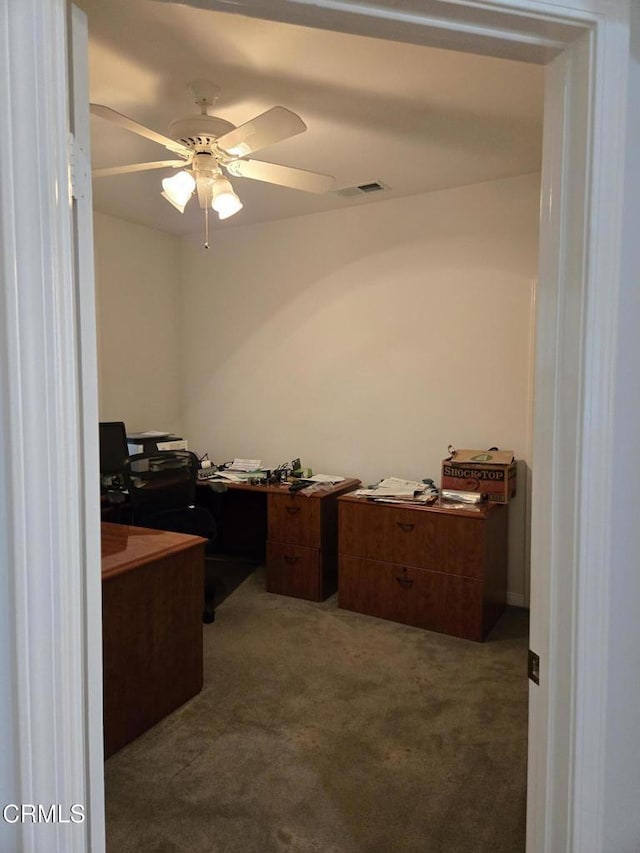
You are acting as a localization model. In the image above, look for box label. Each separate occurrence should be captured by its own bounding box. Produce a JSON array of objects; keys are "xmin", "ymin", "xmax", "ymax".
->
[{"xmin": 442, "ymin": 465, "xmax": 506, "ymax": 482}]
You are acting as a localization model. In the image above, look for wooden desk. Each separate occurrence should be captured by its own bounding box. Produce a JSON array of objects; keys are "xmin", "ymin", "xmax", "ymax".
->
[
  {"xmin": 198, "ymin": 479, "xmax": 360, "ymax": 601},
  {"xmin": 101, "ymin": 522, "xmax": 205, "ymax": 757},
  {"xmin": 337, "ymin": 497, "xmax": 508, "ymax": 641}
]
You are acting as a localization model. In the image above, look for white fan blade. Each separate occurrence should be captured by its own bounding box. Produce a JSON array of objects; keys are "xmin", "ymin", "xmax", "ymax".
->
[
  {"xmin": 226, "ymin": 159, "xmax": 334, "ymax": 194},
  {"xmin": 90, "ymin": 104, "xmax": 191, "ymax": 156},
  {"xmin": 92, "ymin": 160, "xmax": 187, "ymax": 178},
  {"xmin": 216, "ymin": 106, "xmax": 306, "ymax": 157}
]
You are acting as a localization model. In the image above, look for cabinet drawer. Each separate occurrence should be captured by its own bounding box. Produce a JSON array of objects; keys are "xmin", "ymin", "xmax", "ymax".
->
[
  {"xmin": 436, "ymin": 514, "xmax": 485, "ymax": 579},
  {"xmin": 339, "ymin": 500, "xmax": 485, "ymax": 577},
  {"xmin": 338, "ymin": 554, "xmax": 405, "ymax": 624},
  {"xmin": 266, "ymin": 542, "xmax": 321, "ymax": 601},
  {"xmin": 339, "ymin": 500, "xmax": 437, "ymax": 566},
  {"xmin": 268, "ymin": 493, "xmax": 321, "ymax": 547},
  {"xmin": 338, "ymin": 555, "xmax": 485, "ymax": 640}
]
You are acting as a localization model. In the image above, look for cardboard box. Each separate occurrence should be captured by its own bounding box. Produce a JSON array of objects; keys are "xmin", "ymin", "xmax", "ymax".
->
[{"xmin": 441, "ymin": 449, "xmax": 516, "ymax": 503}]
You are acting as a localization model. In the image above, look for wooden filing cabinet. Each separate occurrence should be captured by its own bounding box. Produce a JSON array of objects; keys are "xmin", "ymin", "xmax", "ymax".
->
[
  {"xmin": 266, "ymin": 479, "xmax": 360, "ymax": 601},
  {"xmin": 337, "ymin": 496, "xmax": 508, "ymax": 641}
]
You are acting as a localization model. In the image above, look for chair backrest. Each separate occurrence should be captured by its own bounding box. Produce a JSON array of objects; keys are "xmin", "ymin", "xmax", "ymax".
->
[
  {"xmin": 99, "ymin": 421, "xmax": 129, "ymax": 478},
  {"xmin": 123, "ymin": 450, "xmax": 198, "ymax": 517}
]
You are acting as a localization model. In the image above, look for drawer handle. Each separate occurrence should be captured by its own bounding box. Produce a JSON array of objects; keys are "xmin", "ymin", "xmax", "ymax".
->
[
  {"xmin": 284, "ymin": 555, "xmax": 300, "ymax": 565},
  {"xmin": 395, "ymin": 575, "xmax": 414, "ymax": 588},
  {"xmin": 396, "ymin": 522, "xmax": 415, "ymax": 532},
  {"xmin": 285, "ymin": 506, "xmax": 301, "ymax": 515}
]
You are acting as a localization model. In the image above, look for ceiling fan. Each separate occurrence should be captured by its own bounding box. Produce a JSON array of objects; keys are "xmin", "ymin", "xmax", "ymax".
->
[{"xmin": 91, "ymin": 80, "xmax": 334, "ymax": 246}]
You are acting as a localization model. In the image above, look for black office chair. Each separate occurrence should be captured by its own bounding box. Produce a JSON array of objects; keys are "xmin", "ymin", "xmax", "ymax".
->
[{"xmin": 123, "ymin": 450, "xmax": 218, "ymax": 623}]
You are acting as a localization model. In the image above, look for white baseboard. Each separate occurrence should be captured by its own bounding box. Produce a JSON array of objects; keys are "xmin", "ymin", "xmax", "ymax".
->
[{"xmin": 507, "ymin": 592, "xmax": 528, "ymax": 608}]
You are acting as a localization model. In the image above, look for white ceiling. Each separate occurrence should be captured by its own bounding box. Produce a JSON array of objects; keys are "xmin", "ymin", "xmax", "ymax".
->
[{"xmin": 79, "ymin": 0, "xmax": 543, "ymax": 235}]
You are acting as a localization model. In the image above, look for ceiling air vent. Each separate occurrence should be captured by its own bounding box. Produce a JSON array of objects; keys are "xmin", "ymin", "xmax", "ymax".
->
[
  {"xmin": 335, "ymin": 180, "xmax": 389, "ymax": 198},
  {"xmin": 358, "ymin": 181, "xmax": 386, "ymax": 192}
]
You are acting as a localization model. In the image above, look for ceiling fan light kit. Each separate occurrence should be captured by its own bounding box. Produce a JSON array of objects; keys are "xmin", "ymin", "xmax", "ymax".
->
[
  {"xmin": 210, "ymin": 177, "xmax": 243, "ymax": 219},
  {"xmin": 91, "ymin": 81, "xmax": 335, "ymax": 247},
  {"xmin": 161, "ymin": 170, "xmax": 196, "ymax": 212}
]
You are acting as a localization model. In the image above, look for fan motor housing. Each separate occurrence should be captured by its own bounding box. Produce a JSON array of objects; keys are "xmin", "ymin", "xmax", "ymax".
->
[{"xmin": 168, "ymin": 115, "xmax": 236, "ymax": 149}]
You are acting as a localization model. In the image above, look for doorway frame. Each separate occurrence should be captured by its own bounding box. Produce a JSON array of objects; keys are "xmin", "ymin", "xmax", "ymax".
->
[
  {"xmin": 180, "ymin": 5, "xmax": 634, "ymax": 848},
  {"xmin": 0, "ymin": 0, "xmax": 636, "ymax": 851}
]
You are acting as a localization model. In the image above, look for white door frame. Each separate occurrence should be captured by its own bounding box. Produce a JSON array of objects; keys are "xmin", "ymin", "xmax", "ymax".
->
[
  {"xmin": 1, "ymin": 0, "xmax": 637, "ymax": 851},
  {"xmin": 0, "ymin": 2, "xmax": 104, "ymax": 852}
]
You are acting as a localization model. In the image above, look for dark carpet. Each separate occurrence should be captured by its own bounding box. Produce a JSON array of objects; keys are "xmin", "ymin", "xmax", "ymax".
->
[{"xmin": 105, "ymin": 568, "xmax": 529, "ymax": 853}]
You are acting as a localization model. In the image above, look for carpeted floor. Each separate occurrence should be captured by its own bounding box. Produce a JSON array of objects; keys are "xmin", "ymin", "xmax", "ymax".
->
[{"xmin": 105, "ymin": 567, "xmax": 529, "ymax": 853}]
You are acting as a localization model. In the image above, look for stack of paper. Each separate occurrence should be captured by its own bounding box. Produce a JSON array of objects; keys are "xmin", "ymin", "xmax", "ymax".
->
[
  {"xmin": 355, "ymin": 477, "xmax": 438, "ymax": 504},
  {"xmin": 209, "ymin": 470, "xmax": 246, "ymax": 482},
  {"xmin": 230, "ymin": 458, "xmax": 262, "ymax": 472}
]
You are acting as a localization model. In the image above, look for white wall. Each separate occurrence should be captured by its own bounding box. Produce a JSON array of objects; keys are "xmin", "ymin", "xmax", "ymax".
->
[
  {"xmin": 93, "ymin": 211, "xmax": 183, "ymax": 435},
  {"xmin": 91, "ymin": 177, "xmax": 539, "ymax": 603},
  {"xmin": 179, "ymin": 173, "xmax": 540, "ymax": 603}
]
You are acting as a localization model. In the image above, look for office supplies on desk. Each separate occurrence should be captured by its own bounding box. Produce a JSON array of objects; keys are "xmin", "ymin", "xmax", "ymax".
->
[
  {"xmin": 288, "ymin": 480, "xmax": 314, "ymax": 493},
  {"xmin": 197, "ymin": 467, "xmax": 220, "ymax": 481},
  {"xmin": 212, "ymin": 469, "xmax": 270, "ymax": 483},
  {"xmin": 269, "ymin": 458, "xmax": 307, "ymax": 483}
]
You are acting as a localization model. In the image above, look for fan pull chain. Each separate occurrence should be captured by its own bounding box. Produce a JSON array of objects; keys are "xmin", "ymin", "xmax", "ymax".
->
[{"xmin": 204, "ymin": 207, "xmax": 210, "ymax": 249}]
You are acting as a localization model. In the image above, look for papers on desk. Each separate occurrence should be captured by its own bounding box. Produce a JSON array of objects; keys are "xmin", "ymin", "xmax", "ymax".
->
[
  {"xmin": 129, "ymin": 430, "xmax": 171, "ymax": 438},
  {"xmin": 230, "ymin": 458, "xmax": 262, "ymax": 472},
  {"xmin": 210, "ymin": 467, "xmax": 272, "ymax": 482},
  {"xmin": 206, "ymin": 459, "xmax": 269, "ymax": 483},
  {"xmin": 208, "ymin": 470, "xmax": 245, "ymax": 482},
  {"xmin": 355, "ymin": 477, "xmax": 438, "ymax": 504},
  {"xmin": 309, "ymin": 474, "xmax": 345, "ymax": 483}
]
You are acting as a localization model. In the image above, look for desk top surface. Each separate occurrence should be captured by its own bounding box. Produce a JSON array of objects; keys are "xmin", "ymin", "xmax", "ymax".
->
[
  {"xmin": 337, "ymin": 494, "xmax": 503, "ymax": 519},
  {"xmin": 101, "ymin": 522, "xmax": 206, "ymax": 580},
  {"xmin": 197, "ymin": 477, "xmax": 360, "ymax": 498}
]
